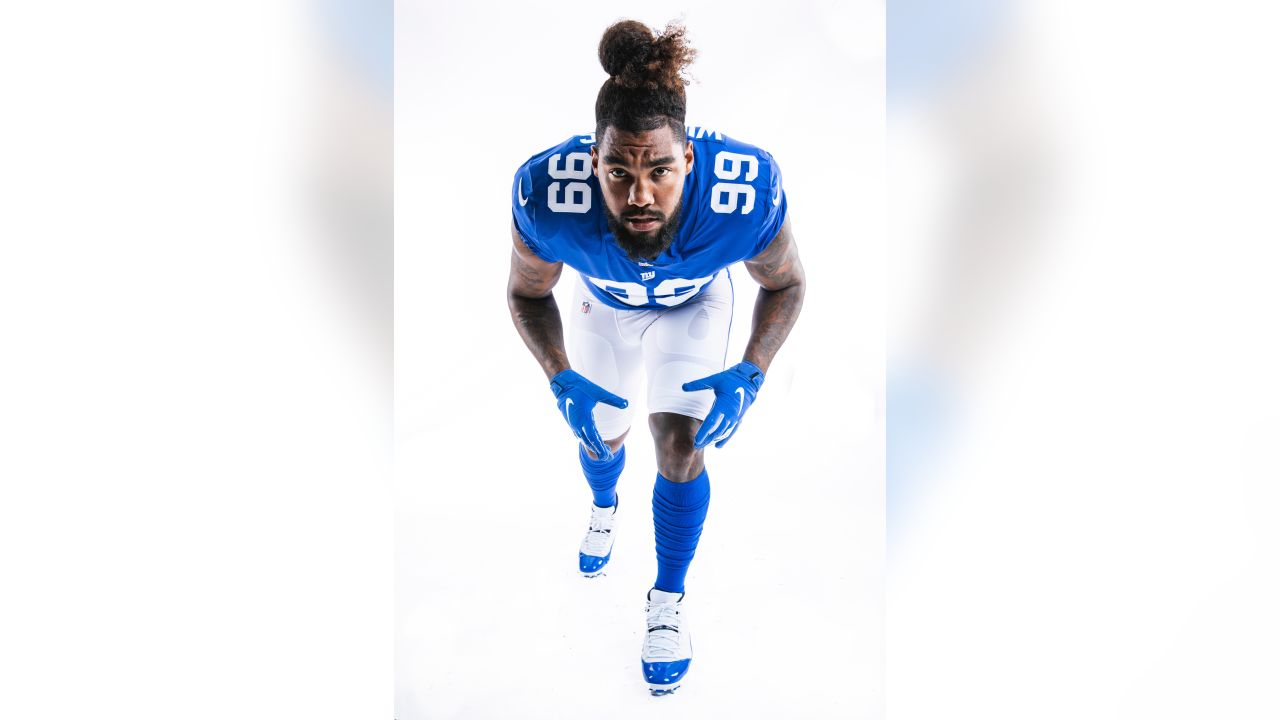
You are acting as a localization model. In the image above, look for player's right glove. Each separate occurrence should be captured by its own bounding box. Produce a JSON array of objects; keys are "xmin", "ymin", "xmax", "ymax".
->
[{"xmin": 549, "ymin": 369, "xmax": 629, "ymax": 461}]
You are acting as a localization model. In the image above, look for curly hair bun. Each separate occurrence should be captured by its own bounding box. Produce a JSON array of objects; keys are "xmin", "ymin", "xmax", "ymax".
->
[{"xmin": 598, "ymin": 19, "xmax": 696, "ymax": 91}]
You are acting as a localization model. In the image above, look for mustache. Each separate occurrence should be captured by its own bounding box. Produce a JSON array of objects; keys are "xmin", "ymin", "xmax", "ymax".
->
[{"xmin": 622, "ymin": 210, "xmax": 665, "ymax": 221}]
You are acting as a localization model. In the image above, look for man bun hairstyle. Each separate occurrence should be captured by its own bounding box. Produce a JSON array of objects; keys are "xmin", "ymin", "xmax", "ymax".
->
[{"xmin": 595, "ymin": 20, "xmax": 697, "ymax": 141}]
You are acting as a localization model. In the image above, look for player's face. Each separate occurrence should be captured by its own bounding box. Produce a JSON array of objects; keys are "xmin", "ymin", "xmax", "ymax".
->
[{"xmin": 592, "ymin": 125, "xmax": 695, "ymax": 262}]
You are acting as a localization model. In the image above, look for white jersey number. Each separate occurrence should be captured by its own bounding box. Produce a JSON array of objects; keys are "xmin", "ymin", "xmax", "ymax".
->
[
  {"xmin": 651, "ymin": 276, "xmax": 715, "ymax": 306},
  {"xmin": 586, "ymin": 274, "xmax": 714, "ymax": 308},
  {"xmin": 547, "ymin": 152, "xmax": 592, "ymax": 214},
  {"xmin": 710, "ymin": 151, "xmax": 758, "ymax": 215}
]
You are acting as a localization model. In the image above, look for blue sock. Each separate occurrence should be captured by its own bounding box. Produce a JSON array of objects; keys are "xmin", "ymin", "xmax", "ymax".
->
[
  {"xmin": 580, "ymin": 444, "xmax": 625, "ymax": 508},
  {"xmin": 652, "ymin": 469, "xmax": 711, "ymax": 594}
]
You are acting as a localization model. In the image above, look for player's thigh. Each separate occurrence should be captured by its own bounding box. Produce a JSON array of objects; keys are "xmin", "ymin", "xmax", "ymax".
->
[
  {"xmin": 641, "ymin": 271, "xmax": 734, "ymax": 421},
  {"xmin": 567, "ymin": 278, "xmax": 643, "ymax": 440}
]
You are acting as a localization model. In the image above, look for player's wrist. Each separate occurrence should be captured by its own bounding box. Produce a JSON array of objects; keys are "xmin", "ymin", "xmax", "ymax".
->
[
  {"xmin": 733, "ymin": 360, "xmax": 766, "ymax": 389},
  {"xmin": 543, "ymin": 358, "xmax": 572, "ymax": 382},
  {"xmin": 741, "ymin": 350, "xmax": 770, "ymax": 371},
  {"xmin": 548, "ymin": 367, "xmax": 580, "ymax": 397}
]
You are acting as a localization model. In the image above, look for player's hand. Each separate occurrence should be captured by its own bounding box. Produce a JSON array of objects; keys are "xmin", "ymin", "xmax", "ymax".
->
[
  {"xmin": 681, "ymin": 361, "xmax": 765, "ymax": 449},
  {"xmin": 549, "ymin": 369, "xmax": 629, "ymax": 461}
]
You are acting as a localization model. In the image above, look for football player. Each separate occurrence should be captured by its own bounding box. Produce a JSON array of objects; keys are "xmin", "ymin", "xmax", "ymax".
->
[{"xmin": 506, "ymin": 19, "xmax": 805, "ymax": 695}]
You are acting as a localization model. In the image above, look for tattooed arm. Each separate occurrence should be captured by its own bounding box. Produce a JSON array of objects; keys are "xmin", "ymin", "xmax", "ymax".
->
[
  {"xmin": 507, "ymin": 221, "xmax": 570, "ymax": 380},
  {"xmin": 742, "ymin": 216, "xmax": 806, "ymax": 373}
]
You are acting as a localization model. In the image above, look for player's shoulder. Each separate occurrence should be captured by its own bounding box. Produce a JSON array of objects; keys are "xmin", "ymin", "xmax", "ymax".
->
[
  {"xmin": 685, "ymin": 127, "xmax": 785, "ymax": 224},
  {"xmin": 682, "ymin": 127, "xmax": 787, "ymax": 261},
  {"xmin": 513, "ymin": 132, "xmax": 598, "ymax": 212},
  {"xmin": 686, "ymin": 126, "xmax": 782, "ymax": 190},
  {"xmin": 511, "ymin": 133, "xmax": 600, "ymax": 262}
]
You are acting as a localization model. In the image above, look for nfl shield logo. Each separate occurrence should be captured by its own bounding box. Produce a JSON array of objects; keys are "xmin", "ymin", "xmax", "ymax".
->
[{"xmin": 581, "ymin": 302, "xmax": 591, "ymax": 314}]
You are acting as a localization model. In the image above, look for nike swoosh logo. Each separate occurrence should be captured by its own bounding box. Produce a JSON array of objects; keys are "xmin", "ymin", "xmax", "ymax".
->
[
  {"xmin": 734, "ymin": 387, "xmax": 745, "ymax": 408},
  {"xmin": 773, "ymin": 187, "xmax": 781, "ymax": 206},
  {"xmin": 563, "ymin": 398, "xmax": 574, "ymax": 419},
  {"xmin": 518, "ymin": 186, "xmax": 529, "ymax": 207}
]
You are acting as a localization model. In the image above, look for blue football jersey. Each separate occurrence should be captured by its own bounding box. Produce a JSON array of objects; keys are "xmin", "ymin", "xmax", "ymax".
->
[{"xmin": 512, "ymin": 127, "xmax": 787, "ymax": 311}]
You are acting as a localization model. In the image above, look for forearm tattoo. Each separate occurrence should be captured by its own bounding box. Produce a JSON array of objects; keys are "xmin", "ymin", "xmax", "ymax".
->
[
  {"xmin": 742, "ymin": 217, "xmax": 806, "ymax": 373},
  {"xmin": 507, "ymin": 237, "xmax": 570, "ymax": 380},
  {"xmin": 508, "ymin": 291, "xmax": 570, "ymax": 380}
]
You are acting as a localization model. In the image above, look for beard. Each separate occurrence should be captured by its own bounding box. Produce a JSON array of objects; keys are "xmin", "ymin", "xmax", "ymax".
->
[{"xmin": 604, "ymin": 200, "xmax": 684, "ymax": 263}]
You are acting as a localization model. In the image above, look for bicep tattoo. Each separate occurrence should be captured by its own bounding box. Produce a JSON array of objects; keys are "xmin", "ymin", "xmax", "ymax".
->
[
  {"xmin": 744, "ymin": 216, "xmax": 804, "ymax": 291},
  {"xmin": 509, "ymin": 223, "xmax": 562, "ymax": 298}
]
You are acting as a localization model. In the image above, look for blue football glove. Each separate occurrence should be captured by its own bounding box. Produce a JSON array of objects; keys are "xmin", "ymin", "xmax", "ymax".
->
[
  {"xmin": 549, "ymin": 369, "xmax": 629, "ymax": 461},
  {"xmin": 681, "ymin": 361, "xmax": 765, "ymax": 449}
]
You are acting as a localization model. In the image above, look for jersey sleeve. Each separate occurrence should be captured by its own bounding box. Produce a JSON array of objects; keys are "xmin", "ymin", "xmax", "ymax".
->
[
  {"xmin": 511, "ymin": 162, "xmax": 560, "ymax": 263},
  {"xmin": 745, "ymin": 151, "xmax": 787, "ymax": 260}
]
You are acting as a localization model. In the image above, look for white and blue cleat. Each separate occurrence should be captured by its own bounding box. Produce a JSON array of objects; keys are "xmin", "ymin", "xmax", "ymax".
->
[
  {"xmin": 641, "ymin": 588, "xmax": 692, "ymax": 695},
  {"xmin": 578, "ymin": 500, "xmax": 617, "ymax": 577}
]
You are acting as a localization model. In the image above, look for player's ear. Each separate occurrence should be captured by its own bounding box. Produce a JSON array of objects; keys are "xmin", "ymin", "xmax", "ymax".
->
[
  {"xmin": 684, "ymin": 141, "xmax": 694, "ymax": 171},
  {"xmin": 590, "ymin": 145, "xmax": 599, "ymax": 174}
]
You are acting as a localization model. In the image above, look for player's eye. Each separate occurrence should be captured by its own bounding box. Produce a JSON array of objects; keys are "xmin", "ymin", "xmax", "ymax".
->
[
  {"xmin": 653, "ymin": 167, "xmax": 671, "ymax": 177},
  {"xmin": 609, "ymin": 169, "xmax": 628, "ymax": 178}
]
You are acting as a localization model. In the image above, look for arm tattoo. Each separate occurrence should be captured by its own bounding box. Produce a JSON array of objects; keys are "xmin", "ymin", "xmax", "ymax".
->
[
  {"xmin": 742, "ymin": 216, "xmax": 806, "ymax": 373},
  {"xmin": 507, "ymin": 224, "xmax": 570, "ymax": 380}
]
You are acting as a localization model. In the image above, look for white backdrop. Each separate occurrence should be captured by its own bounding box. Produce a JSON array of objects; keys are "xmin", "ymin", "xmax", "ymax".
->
[
  {"xmin": 887, "ymin": 3, "xmax": 1280, "ymax": 718},
  {"xmin": 395, "ymin": 2, "xmax": 884, "ymax": 717},
  {"xmin": 1, "ymin": 2, "xmax": 392, "ymax": 717}
]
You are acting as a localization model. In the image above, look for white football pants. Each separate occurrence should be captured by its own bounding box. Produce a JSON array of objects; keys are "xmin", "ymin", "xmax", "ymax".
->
[{"xmin": 567, "ymin": 270, "xmax": 734, "ymax": 441}]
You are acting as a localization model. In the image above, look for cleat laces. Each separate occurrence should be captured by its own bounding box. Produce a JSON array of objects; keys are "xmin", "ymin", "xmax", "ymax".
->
[
  {"xmin": 581, "ymin": 506, "xmax": 614, "ymax": 556},
  {"xmin": 644, "ymin": 599, "xmax": 683, "ymax": 660}
]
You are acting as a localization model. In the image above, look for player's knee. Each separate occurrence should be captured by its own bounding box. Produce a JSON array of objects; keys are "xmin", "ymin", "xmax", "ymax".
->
[
  {"xmin": 655, "ymin": 444, "xmax": 702, "ymax": 482},
  {"xmin": 650, "ymin": 415, "xmax": 703, "ymax": 482}
]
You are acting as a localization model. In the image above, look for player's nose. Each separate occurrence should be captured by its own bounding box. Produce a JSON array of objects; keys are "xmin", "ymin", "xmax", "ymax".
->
[{"xmin": 628, "ymin": 179, "xmax": 654, "ymax": 207}]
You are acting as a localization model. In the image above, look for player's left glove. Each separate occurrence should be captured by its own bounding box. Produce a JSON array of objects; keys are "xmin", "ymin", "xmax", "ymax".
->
[{"xmin": 681, "ymin": 361, "xmax": 765, "ymax": 449}]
